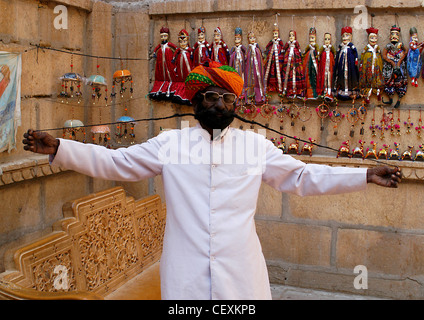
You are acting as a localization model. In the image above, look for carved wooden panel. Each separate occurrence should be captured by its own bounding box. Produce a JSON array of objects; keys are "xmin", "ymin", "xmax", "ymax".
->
[{"xmin": 1, "ymin": 187, "xmax": 165, "ymax": 297}]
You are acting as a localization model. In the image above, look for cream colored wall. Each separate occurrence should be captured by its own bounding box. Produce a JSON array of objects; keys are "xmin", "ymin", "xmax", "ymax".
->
[
  {"xmin": 2, "ymin": 0, "xmax": 424, "ymax": 299},
  {"xmin": 148, "ymin": 0, "xmax": 424, "ymax": 300},
  {"xmin": 0, "ymin": 0, "xmax": 151, "ymax": 271}
]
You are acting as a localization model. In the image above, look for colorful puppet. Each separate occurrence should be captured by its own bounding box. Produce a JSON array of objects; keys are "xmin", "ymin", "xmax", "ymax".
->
[
  {"xmin": 407, "ymin": 27, "xmax": 423, "ymax": 87},
  {"xmin": 211, "ymin": 27, "xmax": 230, "ymax": 65},
  {"xmin": 229, "ymin": 27, "xmax": 247, "ymax": 84},
  {"xmin": 303, "ymin": 27, "xmax": 320, "ymax": 99},
  {"xmin": 317, "ymin": 32, "xmax": 336, "ymax": 101},
  {"xmin": 382, "ymin": 25, "xmax": 408, "ymax": 108},
  {"xmin": 172, "ymin": 29, "xmax": 193, "ymax": 105},
  {"xmin": 263, "ymin": 23, "xmax": 284, "ymax": 94},
  {"xmin": 359, "ymin": 27, "xmax": 384, "ymax": 104},
  {"xmin": 334, "ymin": 26, "xmax": 359, "ymax": 100},
  {"xmin": 193, "ymin": 27, "xmax": 210, "ymax": 67},
  {"xmin": 282, "ymin": 30, "xmax": 305, "ymax": 98},
  {"xmin": 149, "ymin": 26, "xmax": 177, "ymax": 101},
  {"xmin": 243, "ymin": 30, "xmax": 265, "ymax": 104}
]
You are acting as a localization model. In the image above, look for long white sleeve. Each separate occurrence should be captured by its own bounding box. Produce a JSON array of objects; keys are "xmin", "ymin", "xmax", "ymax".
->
[
  {"xmin": 51, "ymin": 137, "xmax": 163, "ymax": 182},
  {"xmin": 262, "ymin": 139, "xmax": 368, "ymax": 196}
]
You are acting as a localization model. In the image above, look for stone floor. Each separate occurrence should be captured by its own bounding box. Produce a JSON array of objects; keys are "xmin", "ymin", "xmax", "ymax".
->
[{"xmin": 270, "ymin": 284, "xmax": 385, "ymax": 300}]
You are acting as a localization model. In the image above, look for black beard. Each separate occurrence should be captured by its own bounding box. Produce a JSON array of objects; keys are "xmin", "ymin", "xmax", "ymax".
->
[{"xmin": 195, "ymin": 105, "xmax": 235, "ymax": 131}]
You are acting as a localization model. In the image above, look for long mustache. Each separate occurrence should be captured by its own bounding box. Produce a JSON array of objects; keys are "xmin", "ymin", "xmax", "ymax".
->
[{"xmin": 194, "ymin": 107, "xmax": 235, "ymax": 120}]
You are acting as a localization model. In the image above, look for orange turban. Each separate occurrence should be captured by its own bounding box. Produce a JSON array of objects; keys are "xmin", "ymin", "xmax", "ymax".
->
[{"xmin": 184, "ymin": 61, "xmax": 244, "ymax": 102}]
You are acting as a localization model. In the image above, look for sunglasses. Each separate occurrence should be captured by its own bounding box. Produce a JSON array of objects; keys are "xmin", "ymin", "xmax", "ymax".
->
[{"xmin": 201, "ymin": 91, "xmax": 237, "ymax": 105}]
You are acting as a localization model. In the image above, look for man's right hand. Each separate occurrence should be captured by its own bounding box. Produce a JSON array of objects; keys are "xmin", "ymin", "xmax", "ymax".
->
[{"xmin": 23, "ymin": 129, "xmax": 59, "ymax": 155}]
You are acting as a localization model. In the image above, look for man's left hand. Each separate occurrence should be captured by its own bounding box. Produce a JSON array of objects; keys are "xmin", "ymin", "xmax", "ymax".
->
[{"xmin": 367, "ymin": 166, "xmax": 402, "ymax": 188}]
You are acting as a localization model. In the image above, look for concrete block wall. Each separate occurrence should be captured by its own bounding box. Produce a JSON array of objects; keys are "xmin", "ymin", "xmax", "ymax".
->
[
  {"xmin": 144, "ymin": 0, "xmax": 424, "ymax": 300},
  {"xmin": 0, "ymin": 0, "xmax": 151, "ymax": 271}
]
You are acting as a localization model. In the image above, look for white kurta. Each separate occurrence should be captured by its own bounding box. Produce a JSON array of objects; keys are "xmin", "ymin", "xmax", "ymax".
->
[{"xmin": 51, "ymin": 124, "xmax": 367, "ymax": 300}]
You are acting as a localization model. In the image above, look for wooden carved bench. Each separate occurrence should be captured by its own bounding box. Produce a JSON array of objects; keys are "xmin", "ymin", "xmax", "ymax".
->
[{"xmin": 0, "ymin": 187, "xmax": 165, "ymax": 300}]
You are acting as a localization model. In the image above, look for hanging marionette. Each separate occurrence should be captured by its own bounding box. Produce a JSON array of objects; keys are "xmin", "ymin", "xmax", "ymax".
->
[
  {"xmin": 382, "ymin": 25, "xmax": 408, "ymax": 109},
  {"xmin": 359, "ymin": 27, "xmax": 384, "ymax": 104},
  {"xmin": 303, "ymin": 27, "xmax": 320, "ymax": 100},
  {"xmin": 243, "ymin": 30, "xmax": 265, "ymax": 104},
  {"xmin": 229, "ymin": 27, "xmax": 247, "ymax": 84},
  {"xmin": 407, "ymin": 27, "xmax": 423, "ymax": 87},
  {"xmin": 282, "ymin": 30, "xmax": 305, "ymax": 99},
  {"xmin": 193, "ymin": 26, "xmax": 210, "ymax": 67},
  {"xmin": 149, "ymin": 26, "xmax": 177, "ymax": 101},
  {"xmin": 171, "ymin": 29, "xmax": 193, "ymax": 105},
  {"xmin": 263, "ymin": 23, "xmax": 284, "ymax": 94},
  {"xmin": 317, "ymin": 32, "xmax": 336, "ymax": 102},
  {"xmin": 334, "ymin": 26, "xmax": 359, "ymax": 101},
  {"xmin": 211, "ymin": 27, "xmax": 230, "ymax": 65}
]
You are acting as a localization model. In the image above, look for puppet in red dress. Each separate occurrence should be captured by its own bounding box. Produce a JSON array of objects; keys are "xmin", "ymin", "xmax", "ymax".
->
[
  {"xmin": 264, "ymin": 23, "xmax": 284, "ymax": 94},
  {"xmin": 193, "ymin": 27, "xmax": 210, "ymax": 67},
  {"xmin": 172, "ymin": 29, "xmax": 194, "ymax": 105},
  {"xmin": 317, "ymin": 32, "xmax": 336, "ymax": 101},
  {"xmin": 211, "ymin": 27, "xmax": 230, "ymax": 65},
  {"xmin": 149, "ymin": 26, "xmax": 177, "ymax": 101},
  {"xmin": 282, "ymin": 30, "xmax": 305, "ymax": 99}
]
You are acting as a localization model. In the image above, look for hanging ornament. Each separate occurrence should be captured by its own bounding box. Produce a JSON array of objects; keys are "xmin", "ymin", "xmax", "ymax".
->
[
  {"xmin": 416, "ymin": 109, "xmax": 423, "ymax": 139},
  {"xmin": 329, "ymin": 101, "xmax": 344, "ymax": 135},
  {"xmin": 63, "ymin": 119, "xmax": 86, "ymax": 143},
  {"xmin": 347, "ymin": 98, "xmax": 359, "ymax": 137},
  {"xmin": 298, "ymin": 98, "xmax": 312, "ymax": 132},
  {"xmin": 316, "ymin": 101, "xmax": 330, "ymax": 131},
  {"xmin": 88, "ymin": 62, "xmax": 111, "ymax": 147},
  {"xmin": 88, "ymin": 75, "xmax": 108, "ymax": 105},
  {"xmin": 404, "ymin": 109, "xmax": 413, "ymax": 134},
  {"xmin": 58, "ymin": 54, "xmax": 83, "ymax": 104},
  {"xmin": 369, "ymin": 107, "xmax": 377, "ymax": 137},
  {"xmin": 112, "ymin": 68, "xmax": 133, "ymax": 99},
  {"xmin": 287, "ymin": 99, "xmax": 300, "ymax": 127},
  {"xmin": 116, "ymin": 114, "xmax": 136, "ymax": 145}
]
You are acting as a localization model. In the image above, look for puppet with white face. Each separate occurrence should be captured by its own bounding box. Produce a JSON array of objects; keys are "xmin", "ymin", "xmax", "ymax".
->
[
  {"xmin": 243, "ymin": 30, "xmax": 265, "ymax": 104},
  {"xmin": 264, "ymin": 23, "xmax": 285, "ymax": 94},
  {"xmin": 281, "ymin": 30, "xmax": 305, "ymax": 98},
  {"xmin": 229, "ymin": 27, "xmax": 247, "ymax": 83},
  {"xmin": 334, "ymin": 26, "xmax": 359, "ymax": 100},
  {"xmin": 317, "ymin": 32, "xmax": 336, "ymax": 101},
  {"xmin": 211, "ymin": 27, "xmax": 230, "ymax": 65},
  {"xmin": 359, "ymin": 27, "xmax": 383, "ymax": 104},
  {"xmin": 303, "ymin": 27, "xmax": 320, "ymax": 99},
  {"xmin": 382, "ymin": 25, "xmax": 408, "ymax": 108},
  {"xmin": 149, "ymin": 26, "xmax": 177, "ymax": 100},
  {"xmin": 407, "ymin": 27, "xmax": 423, "ymax": 87},
  {"xmin": 193, "ymin": 27, "xmax": 210, "ymax": 67}
]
